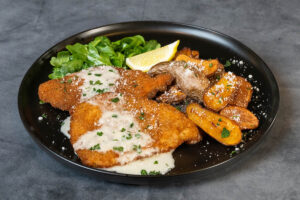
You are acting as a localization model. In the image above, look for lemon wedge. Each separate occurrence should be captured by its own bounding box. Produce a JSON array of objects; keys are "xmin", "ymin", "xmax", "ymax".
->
[{"xmin": 126, "ymin": 40, "xmax": 180, "ymax": 72}]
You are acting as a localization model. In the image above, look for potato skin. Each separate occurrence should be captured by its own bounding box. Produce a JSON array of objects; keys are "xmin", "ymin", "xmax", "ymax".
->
[
  {"xmin": 220, "ymin": 106, "xmax": 259, "ymax": 130},
  {"xmin": 203, "ymin": 72, "xmax": 238, "ymax": 111},
  {"xmin": 175, "ymin": 47, "xmax": 199, "ymax": 59},
  {"xmin": 186, "ymin": 103, "xmax": 242, "ymax": 146},
  {"xmin": 229, "ymin": 76, "xmax": 253, "ymax": 108}
]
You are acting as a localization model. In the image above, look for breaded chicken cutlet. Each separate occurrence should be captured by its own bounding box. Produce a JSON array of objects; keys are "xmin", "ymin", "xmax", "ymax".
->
[
  {"xmin": 70, "ymin": 92, "xmax": 201, "ymax": 168},
  {"xmin": 38, "ymin": 66, "xmax": 173, "ymax": 111}
]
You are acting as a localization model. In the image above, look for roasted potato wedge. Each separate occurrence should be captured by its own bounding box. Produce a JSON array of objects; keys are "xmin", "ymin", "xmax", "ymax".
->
[
  {"xmin": 175, "ymin": 54, "xmax": 222, "ymax": 77},
  {"xmin": 220, "ymin": 106, "xmax": 259, "ymax": 130},
  {"xmin": 229, "ymin": 76, "xmax": 253, "ymax": 108},
  {"xmin": 175, "ymin": 47, "xmax": 199, "ymax": 59},
  {"xmin": 203, "ymin": 72, "xmax": 238, "ymax": 111},
  {"xmin": 187, "ymin": 103, "xmax": 242, "ymax": 146}
]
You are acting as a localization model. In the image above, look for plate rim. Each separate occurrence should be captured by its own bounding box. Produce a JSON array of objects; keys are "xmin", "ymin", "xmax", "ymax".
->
[{"xmin": 18, "ymin": 20, "xmax": 280, "ymax": 180}]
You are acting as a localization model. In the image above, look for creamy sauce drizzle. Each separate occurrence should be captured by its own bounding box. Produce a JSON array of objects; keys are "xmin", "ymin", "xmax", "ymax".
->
[
  {"xmin": 60, "ymin": 116, "xmax": 71, "ymax": 139},
  {"xmin": 75, "ymin": 66, "xmax": 121, "ymax": 102},
  {"xmin": 103, "ymin": 151, "xmax": 174, "ymax": 175},
  {"xmin": 73, "ymin": 110, "xmax": 153, "ymax": 158}
]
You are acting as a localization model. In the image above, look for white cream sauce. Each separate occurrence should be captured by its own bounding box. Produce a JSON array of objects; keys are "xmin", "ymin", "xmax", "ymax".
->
[
  {"xmin": 103, "ymin": 151, "xmax": 175, "ymax": 175},
  {"xmin": 73, "ymin": 110, "xmax": 153, "ymax": 157},
  {"xmin": 60, "ymin": 116, "xmax": 71, "ymax": 139},
  {"xmin": 75, "ymin": 66, "xmax": 121, "ymax": 102}
]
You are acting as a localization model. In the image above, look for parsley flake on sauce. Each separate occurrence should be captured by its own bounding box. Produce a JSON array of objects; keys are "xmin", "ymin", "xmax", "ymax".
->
[
  {"xmin": 133, "ymin": 144, "xmax": 142, "ymax": 153},
  {"xmin": 113, "ymin": 146, "xmax": 124, "ymax": 152},
  {"xmin": 129, "ymin": 123, "xmax": 134, "ymax": 128},
  {"xmin": 141, "ymin": 169, "xmax": 147, "ymax": 175},
  {"xmin": 90, "ymin": 144, "xmax": 100, "ymax": 150},
  {"xmin": 97, "ymin": 131, "xmax": 103, "ymax": 136}
]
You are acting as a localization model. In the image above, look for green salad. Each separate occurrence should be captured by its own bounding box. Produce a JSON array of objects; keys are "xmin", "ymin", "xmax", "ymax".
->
[{"xmin": 49, "ymin": 35, "xmax": 160, "ymax": 79}]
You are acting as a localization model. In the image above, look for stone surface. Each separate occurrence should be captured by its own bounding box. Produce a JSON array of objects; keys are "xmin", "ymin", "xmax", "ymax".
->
[{"xmin": 0, "ymin": 0, "xmax": 299, "ymax": 199}]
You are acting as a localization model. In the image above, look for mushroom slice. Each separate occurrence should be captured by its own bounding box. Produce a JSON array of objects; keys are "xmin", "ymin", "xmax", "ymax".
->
[{"xmin": 148, "ymin": 61, "xmax": 210, "ymax": 102}]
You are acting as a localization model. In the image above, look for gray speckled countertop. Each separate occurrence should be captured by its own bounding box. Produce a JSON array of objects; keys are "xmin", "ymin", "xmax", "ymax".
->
[{"xmin": 1, "ymin": 0, "xmax": 299, "ymax": 199}]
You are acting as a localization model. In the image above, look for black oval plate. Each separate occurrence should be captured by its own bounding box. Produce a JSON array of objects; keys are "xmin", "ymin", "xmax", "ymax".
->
[{"xmin": 18, "ymin": 21, "xmax": 279, "ymax": 184}]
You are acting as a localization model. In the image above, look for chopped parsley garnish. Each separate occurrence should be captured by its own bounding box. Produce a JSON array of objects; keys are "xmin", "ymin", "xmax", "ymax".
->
[
  {"xmin": 218, "ymin": 118, "xmax": 222, "ymax": 122},
  {"xmin": 148, "ymin": 171, "xmax": 161, "ymax": 175},
  {"xmin": 175, "ymin": 106, "xmax": 181, "ymax": 111},
  {"xmin": 88, "ymin": 72, "xmax": 92, "ymax": 75},
  {"xmin": 227, "ymin": 84, "xmax": 232, "ymax": 87},
  {"xmin": 97, "ymin": 131, "xmax": 103, "ymax": 136},
  {"xmin": 230, "ymin": 150, "xmax": 237, "ymax": 156},
  {"xmin": 133, "ymin": 84, "xmax": 138, "ymax": 88},
  {"xmin": 90, "ymin": 144, "xmax": 100, "ymax": 150},
  {"xmin": 113, "ymin": 146, "xmax": 124, "ymax": 152},
  {"xmin": 95, "ymin": 89, "xmax": 105, "ymax": 94},
  {"xmin": 94, "ymin": 73, "xmax": 102, "ymax": 77},
  {"xmin": 83, "ymin": 93, "xmax": 86, "ymax": 96},
  {"xmin": 135, "ymin": 133, "xmax": 141, "ymax": 138},
  {"xmin": 216, "ymin": 75, "xmax": 221, "ymax": 80},
  {"xmin": 67, "ymin": 79, "xmax": 72, "ymax": 83},
  {"xmin": 39, "ymin": 100, "xmax": 45, "ymax": 104},
  {"xmin": 41, "ymin": 113, "xmax": 47, "ymax": 119},
  {"xmin": 121, "ymin": 128, "xmax": 126, "ymax": 132},
  {"xmin": 109, "ymin": 69, "xmax": 114, "ymax": 72},
  {"xmin": 109, "ymin": 83, "xmax": 114, "ymax": 86},
  {"xmin": 154, "ymin": 160, "xmax": 158, "ymax": 164},
  {"xmin": 184, "ymin": 64, "xmax": 188, "ymax": 68},
  {"xmin": 221, "ymin": 128, "xmax": 230, "ymax": 138},
  {"xmin": 113, "ymin": 139, "xmax": 119, "ymax": 141},
  {"xmin": 111, "ymin": 97, "xmax": 120, "ymax": 103},
  {"xmin": 126, "ymin": 133, "xmax": 132, "ymax": 140},
  {"xmin": 133, "ymin": 144, "xmax": 142, "ymax": 153},
  {"xmin": 210, "ymin": 92, "xmax": 215, "ymax": 95},
  {"xmin": 129, "ymin": 123, "xmax": 134, "ymax": 128},
  {"xmin": 224, "ymin": 60, "xmax": 231, "ymax": 67},
  {"xmin": 94, "ymin": 80, "xmax": 102, "ymax": 85},
  {"xmin": 216, "ymin": 122, "xmax": 220, "ymax": 126},
  {"xmin": 139, "ymin": 112, "xmax": 145, "ymax": 120},
  {"xmin": 112, "ymin": 114, "xmax": 118, "ymax": 118},
  {"xmin": 141, "ymin": 169, "xmax": 147, "ymax": 175},
  {"xmin": 233, "ymin": 115, "xmax": 239, "ymax": 119},
  {"xmin": 89, "ymin": 80, "xmax": 93, "ymax": 85},
  {"xmin": 209, "ymin": 63, "xmax": 213, "ymax": 68}
]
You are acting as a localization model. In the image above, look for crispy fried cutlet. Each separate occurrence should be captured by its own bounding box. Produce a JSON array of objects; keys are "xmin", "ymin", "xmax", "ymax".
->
[
  {"xmin": 69, "ymin": 92, "xmax": 201, "ymax": 168},
  {"xmin": 38, "ymin": 66, "xmax": 173, "ymax": 111}
]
